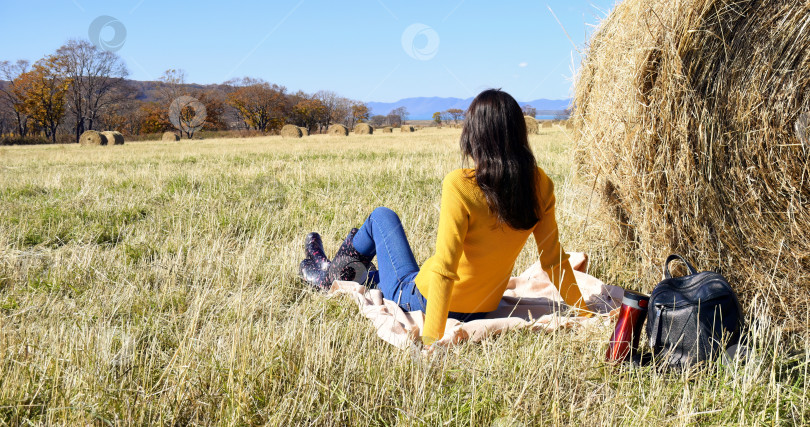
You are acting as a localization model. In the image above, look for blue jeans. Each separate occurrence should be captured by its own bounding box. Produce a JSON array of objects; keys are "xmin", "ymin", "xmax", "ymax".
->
[{"xmin": 353, "ymin": 207, "xmax": 488, "ymax": 322}]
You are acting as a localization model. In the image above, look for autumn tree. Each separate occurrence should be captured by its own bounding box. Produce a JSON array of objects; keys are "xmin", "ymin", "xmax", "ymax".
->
[
  {"xmin": 445, "ymin": 108, "xmax": 464, "ymax": 124},
  {"xmin": 136, "ymin": 101, "xmax": 172, "ymax": 134},
  {"xmin": 195, "ymin": 89, "xmax": 228, "ymax": 131},
  {"xmin": 16, "ymin": 57, "xmax": 70, "ymax": 142},
  {"xmin": 0, "ymin": 60, "xmax": 32, "ymax": 136},
  {"xmin": 313, "ymin": 90, "xmax": 344, "ymax": 127},
  {"xmin": 291, "ymin": 97, "xmax": 328, "ymax": 131},
  {"xmin": 351, "ymin": 102, "xmax": 369, "ymax": 127},
  {"xmin": 226, "ymin": 77, "xmax": 288, "ymax": 132},
  {"xmin": 432, "ymin": 111, "xmax": 443, "ymax": 125},
  {"xmin": 54, "ymin": 39, "xmax": 129, "ymax": 142}
]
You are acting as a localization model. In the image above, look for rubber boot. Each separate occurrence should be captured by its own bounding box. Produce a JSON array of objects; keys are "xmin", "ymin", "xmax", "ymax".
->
[
  {"xmin": 327, "ymin": 228, "xmax": 374, "ymax": 285},
  {"xmin": 298, "ymin": 232, "xmax": 331, "ymax": 290},
  {"xmin": 304, "ymin": 232, "xmax": 330, "ymax": 271}
]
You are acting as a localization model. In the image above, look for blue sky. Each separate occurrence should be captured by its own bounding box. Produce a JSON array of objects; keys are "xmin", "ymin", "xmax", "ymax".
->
[{"xmin": 0, "ymin": 0, "xmax": 616, "ymax": 102}]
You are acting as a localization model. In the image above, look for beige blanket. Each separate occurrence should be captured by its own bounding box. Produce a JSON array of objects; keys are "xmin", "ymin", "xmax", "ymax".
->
[{"xmin": 327, "ymin": 253, "xmax": 623, "ymax": 349}]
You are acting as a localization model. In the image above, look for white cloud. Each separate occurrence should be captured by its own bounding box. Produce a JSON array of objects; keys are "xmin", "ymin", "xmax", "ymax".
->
[{"xmin": 518, "ymin": 62, "xmax": 528, "ymax": 68}]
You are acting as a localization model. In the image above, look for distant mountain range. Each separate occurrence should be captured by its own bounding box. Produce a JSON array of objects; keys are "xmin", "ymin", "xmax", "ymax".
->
[{"xmin": 367, "ymin": 97, "xmax": 571, "ymax": 120}]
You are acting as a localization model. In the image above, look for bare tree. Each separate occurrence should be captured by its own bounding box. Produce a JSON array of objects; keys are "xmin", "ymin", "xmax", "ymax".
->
[
  {"xmin": 53, "ymin": 39, "xmax": 129, "ymax": 142},
  {"xmin": 391, "ymin": 106, "xmax": 409, "ymax": 123},
  {"xmin": 0, "ymin": 60, "xmax": 32, "ymax": 136},
  {"xmin": 522, "ymin": 104, "xmax": 537, "ymax": 118},
  {"xmin": 156, "ymin": 69, "xmax": 187, "ymax": 103},
  {"xmin": 313, "ymin": 90, "xmax": 342, "ymax": 128}
]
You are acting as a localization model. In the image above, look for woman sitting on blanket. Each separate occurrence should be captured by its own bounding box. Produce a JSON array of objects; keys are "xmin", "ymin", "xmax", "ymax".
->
[{"xmin": 299, "ymin": 89, "xmax": 593, "ymax": 346}]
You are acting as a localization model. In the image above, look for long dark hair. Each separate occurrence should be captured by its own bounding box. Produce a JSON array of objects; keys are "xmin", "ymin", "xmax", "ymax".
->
[{"xmin": 460, "ymin": 89, "xmax": 539, "ymax": 230}]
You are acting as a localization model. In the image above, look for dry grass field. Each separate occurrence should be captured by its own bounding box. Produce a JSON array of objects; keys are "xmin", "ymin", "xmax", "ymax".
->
[{"xmin": 0, "ymin": 127, "xmax": 808, "ymax": 425}]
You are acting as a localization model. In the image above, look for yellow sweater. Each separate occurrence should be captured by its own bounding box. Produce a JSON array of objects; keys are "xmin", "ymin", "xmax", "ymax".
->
[{"xmin": 415, "ymin": 167, "xmax": 590, "ymax": 343}]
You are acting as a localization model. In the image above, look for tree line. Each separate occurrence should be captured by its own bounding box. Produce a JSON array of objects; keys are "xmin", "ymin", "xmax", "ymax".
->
[{"xmin": 0, "ymin": 38, "xmax": 409, "ymax": 143}]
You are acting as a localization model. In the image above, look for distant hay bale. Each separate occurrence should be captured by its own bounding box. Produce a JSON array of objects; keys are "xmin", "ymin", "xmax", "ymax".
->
[
  {"xmin": 298, "ymin": 127, "xmax": 309, "ymax": 136},
  {"xmin": 382, "ymin": 127, "xmax": 393, "ymax": 133},
  {"xmin": 102, "ymin": 131, "xmax": 124, "ymax": 145},
  {"xmin": 79, "ymin": 130, "xmax": 106, "ymax": 146},
  {"xmin": 281, "ymin": 124, "xmax": 303, "ymax": 138},
  {"xmin": 328, "ymin": 124, "xmax": 349, "ymax": 136},
  {"xmin": 400, "ymin": 125, "xmax": 415, "ymax": 133},
  {"xmin": 524, "ymin": 116, "xmax": 539, "ymax": 134},
  {"xmin": 354, "ymin": 123, "xmax": 373, "ymax": 135},
  {"xmin": 162, "ymin": 132, "xmax": 180, "ymax": 141},
  {"xmin": 574, "ymin": 0, "xmax": 810, "ymax": 323},
  {"xmin": 541, "ymin": 121, "xmax": 553, "ymax": 128}
]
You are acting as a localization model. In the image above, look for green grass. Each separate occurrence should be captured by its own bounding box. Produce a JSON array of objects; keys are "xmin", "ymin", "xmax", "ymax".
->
[{"xmin": 0, "ymin": 127, "xmax": 807, "ymax": 425}]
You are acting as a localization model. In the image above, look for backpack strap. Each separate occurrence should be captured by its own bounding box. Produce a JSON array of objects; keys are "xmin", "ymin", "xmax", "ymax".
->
[{"xmin": 664, "ymin": 254, "xmax": 698, "ymax": 279}]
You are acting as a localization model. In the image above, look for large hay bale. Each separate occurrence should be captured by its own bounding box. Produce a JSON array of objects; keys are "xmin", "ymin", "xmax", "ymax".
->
[
  {"xmin": 328, "ymin": 124, "xmax": 349, "ymax": 136},
  {"xmin": 400, "ymin": 125, "xmax": 415, "ymax": 133},
  {"xmin": 524, "ymin": 116, "xmax": 539, "ymax": 134},
  {"xmin": 79, "ymin": 130, "xmax": 107, "ymax": 146},
  {"xmin": 574, "ymin": 0, "xmax": 810, "ymax": 323},
  {"xmin": 354, "ymin": 123, "xmax": 373, "ymax": 135},
  {"xmin": 281, "ymin": 124, "xmax": 303, "ymax": 138},
  {"xmin": 299, "ymin": 126, "xmax": 310, "ymax": 136},
  {"xmin": 102, "ymin": 131, "xmax": 124, "ymax": 145},
  {"xmin": 541, "ymin": 121, "xmax": 553, "ymax": 128},
  {"xmin": 162, "ymin": 132, "xmax": 180, "ymax": 141},
  {"xmin": 382, "ymin": 127, "xmax": 393, "ymax": 133}
]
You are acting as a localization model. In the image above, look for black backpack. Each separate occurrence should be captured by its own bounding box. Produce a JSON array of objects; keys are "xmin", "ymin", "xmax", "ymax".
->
[{"xmin": 646, "ymin": 255, "xmax": 743, "ymax": 368}]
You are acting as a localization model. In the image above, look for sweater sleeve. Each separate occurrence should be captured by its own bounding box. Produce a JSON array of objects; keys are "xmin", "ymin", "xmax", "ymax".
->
[
  {"xmin": 532, "ymin": 171, "xmax": 591, "ymax": 315},
  {"xmin": 421, "ymin": 172, "xmax": 469, "ymax": 344}
]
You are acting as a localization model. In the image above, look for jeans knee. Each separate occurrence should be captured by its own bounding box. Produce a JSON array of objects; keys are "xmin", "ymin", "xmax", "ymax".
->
[{"xmin": 371, "ymin": 206, "xmax": 400, "ymax": 223}]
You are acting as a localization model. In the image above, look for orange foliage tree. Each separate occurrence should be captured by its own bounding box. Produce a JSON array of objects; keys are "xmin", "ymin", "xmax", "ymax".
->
[
  {"xmin": 226, "ymin": 78, "xmax": 288, "ymax": 132},
  {"xmin": 15, "ymin": 57, "xmax": 70, "ymax": 142}
]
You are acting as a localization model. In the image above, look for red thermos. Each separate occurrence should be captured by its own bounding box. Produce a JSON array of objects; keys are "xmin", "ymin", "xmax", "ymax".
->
[{"xmin": 606, "ymin": 289, "xmax": 650, "ymax": 363}]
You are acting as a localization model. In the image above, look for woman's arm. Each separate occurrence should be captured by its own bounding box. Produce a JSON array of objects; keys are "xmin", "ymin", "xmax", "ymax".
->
[
  {"xmin": 420, "ymin": 172, "xmax": 469, "ymax": 344},
  {"xmin": 532, "ymin": 171, "xmax": 591, "ymax": 315}
]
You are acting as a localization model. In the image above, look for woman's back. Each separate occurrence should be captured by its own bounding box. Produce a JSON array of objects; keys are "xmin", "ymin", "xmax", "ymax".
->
[{"xmin": 415, "ymin": 165, "xmax": 582, "ymax": 340}]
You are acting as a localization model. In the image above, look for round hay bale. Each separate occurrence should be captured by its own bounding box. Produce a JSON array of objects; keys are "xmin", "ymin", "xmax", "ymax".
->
[
  {"xmin": 541, "ymin": 121, "xmax": 553, "ymax": 128},
  {"xmin": 400, "ymin": 125, "xmax": 415, "ymax": 133},
  {"xmin": 382, "ymin": 127, "xmax": 393, "ymax": 133},
  {"xmin": 162, "ymin": 131, "xmax": 180, "ymax": 141},
  {"xmin": 354, "ymin": 123, "xmax": 374, "ymax": 135},
  {"xmin": 327, "ymin": 124, "xmax": 349, "ymax": 136},
  {"xmin": 298, "ymin": 126, "xmax": 310, "ymax": 136},
  {"xmin": 524, "ymin": 116, "xmax": 539, "ymax": 134},
  {"xmin": 79, "ymin": 130, "xmax": 107, "ymax": 146},
  {"xmin": 102, "ymin": 131, "xmax": 124, "ymax": 145},
  {"xmin": 574, "ymin": 0, "xmax": 810, "ymax": 323},
  {"xmin": 281, "ymin": 124, "xmax": 303, "ymax": 138}
]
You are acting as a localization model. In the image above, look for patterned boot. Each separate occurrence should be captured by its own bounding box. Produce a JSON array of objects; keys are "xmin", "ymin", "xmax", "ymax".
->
[
  {"xmin": 298, "ymin": 232, "xmax": 331, "ymax": 290},
  {"xmin": 327, "ymin": 228, "xmax": 375, "ymax": 285}
]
